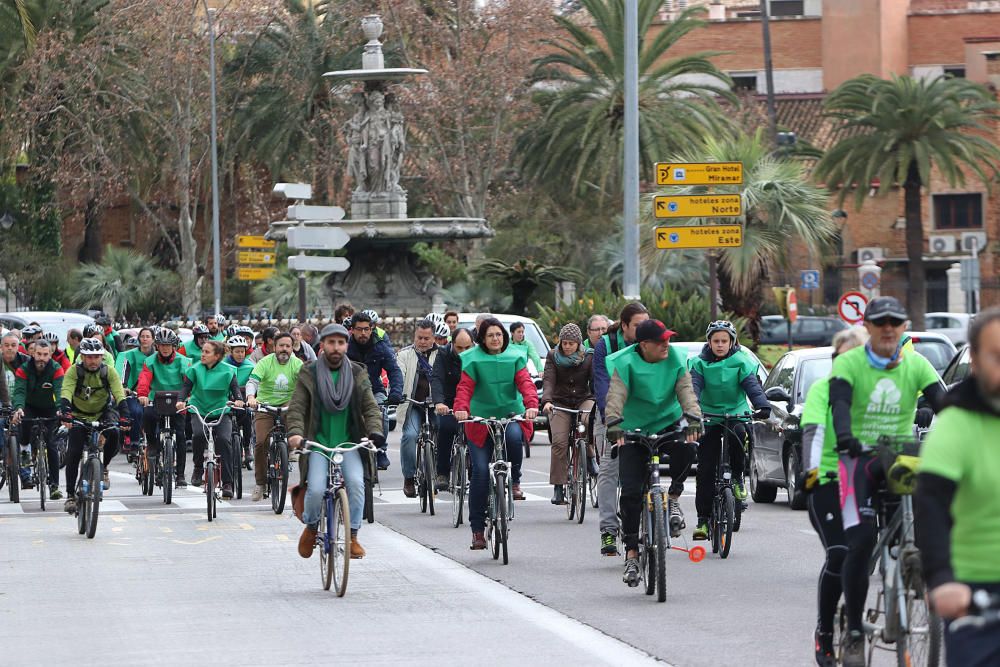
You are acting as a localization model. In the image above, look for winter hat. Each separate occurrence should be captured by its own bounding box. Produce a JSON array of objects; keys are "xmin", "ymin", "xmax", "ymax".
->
[{"xmin": 559, "ymin": 323, "xmax": 583, "ymax": 344}]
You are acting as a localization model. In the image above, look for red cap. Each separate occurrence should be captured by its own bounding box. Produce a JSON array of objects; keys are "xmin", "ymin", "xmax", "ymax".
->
[{"xmin": 635, "ymin": 319, "xmax": 676, "ymax": 343}]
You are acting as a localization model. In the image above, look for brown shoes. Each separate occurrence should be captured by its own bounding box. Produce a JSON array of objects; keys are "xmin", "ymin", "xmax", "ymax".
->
[
  {"xmin": 298, "ymin": 526, "xmax": 317, "ymax": 559},
  {"xmin": 350, "ymin": 537, "xmax": 366, "ymax": 559},
  {"xmin": 512, "ymin": 484, "xmax": 525, "ymax": 501},
  {"xmin": 403, "ymin": 478, "xmax": 416, "ymax": 498},
  {"xmin": 470, "ymin": 531, "xmax": 487, "ymax": 550}
]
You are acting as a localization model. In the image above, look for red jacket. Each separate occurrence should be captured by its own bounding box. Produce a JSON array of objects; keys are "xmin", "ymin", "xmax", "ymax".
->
[
  {"xmin": 52, "ymin": 349, "xmax": 71, "ymax": 372},
  {"xmin": 453, "ymin": 366, "xmax": 537, "ymax": 447}
]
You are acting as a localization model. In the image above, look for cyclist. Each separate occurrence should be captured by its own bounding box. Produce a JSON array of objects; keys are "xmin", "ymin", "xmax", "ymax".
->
[
  {"xmin": 347, "ymin": 310, "xmax": 402, "ymax": 470},
  {"xmin": 583, "ymin": 314, "xmax": 609, "ymax": 351},
  {"xmin": 444, "ymin": 311, "xmax": 459, "ymax": 334},
  {"xmin": 116, "ymin": 327, "xmax": 155, "ymax": 453},
  {"xmin": 541, "ymin": 323, "xmax": 595, "ymax": 505},
  {"xmin": 916, "ymin": 307, "xmax": 1000, "ymax": 666},
  {"xmin": 829, "ymin": 297, "xmax": 944, "ymax": 666},
  {"xmin": 95, "ymin": 315, "xmax": 124, "ymax": 358},
  {"xmin": 333, "ymin": 303, "xmax": 355, "ymax": 327},
  {"xmin": 605, "ymin": 319, "xmax": 701, "ymax": 587},
  {"xmin": 60, "ymin": 338, "xmax": 127, "ymax": 497},
  {"xmin": 43, "ymin": 333, "xmax": 71, "ymax": 371},
  {"xmin": 177, "ymin": 340, "xmax": 244, "ymax": 497},
  {"xmin": 453, "ymin": 317, "xmax": 539, "ymax": 550},
  {"xmin": 12, "ymin": 339, "xmax": 65, "ymax": 497},
  {"xmin": 136, "ymin": 329, "xmax": 193, "ymax": 489},
  {"xmin": 207, "ymin": 314, "xmax": 226, "ymax": 341},
  {"xmin": 246, "ymin": 332, "xmax": 303, "ymax": 502},
  {"xmin": 65, "ymin": 329, "xmax": 83, "ymax": 365},
  {"xmin": 287, "ymin": 323, "xmax": 384, "ymax": 560},
  {"xmin": 688, "ymin": 320, "xmax": 770, "ymax": 539},
  {"xmin": 432, "ymin": 327, "xmax": 475, "ymax": 491},
  {"xmin": 178, "ymin": 324, "xmax": 211, "ymax": 359},
  {"xmin": 2, "ymin": 332, "xmax": 30, "ymax": 397},
  {"xmin": 800, "ymin": 326, "xmax": 869, "ymax": 666},
  {"xmin": 289, "ymin": 325, "xmax": 317, "ymax": 363},
  {"xmin": 250, "ymin": 326, "xmax": 279, "ymax": 363},
  {"xmin": 19, "ymin": 325, "xmax": 43, "ymax": 353},
  {"xmin": 83, "ymin": 325, "xmax": 116, "ymax": 366},
  {"xmin": 509, "ymin": 322, "xmax": 542, "ymax": 376},
  {"xmin": 593, "ymin": 302, "xmax": 649, "ymax": 556},
  {"xmin": 362, "ymin": 309, "xmax": 390, "ymax": 344},
  {"xmin": 396, "ymin": 319, "xmax": 440, "ymax": 498},
  {"xmin": 433, "ymin": 321, "xmax": 450, "ymax": 347},
  {"xmin": 225, "ymin": 335, "xmax": 255, "ymax": 468}
]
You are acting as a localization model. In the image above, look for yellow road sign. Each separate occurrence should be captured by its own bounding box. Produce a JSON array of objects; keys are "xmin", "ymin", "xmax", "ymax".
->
[
  {"xmin": 655, "ymin": 225, "xmax": 743, "ymax": 249},
  {"xmin": 653, "ymin": 194, "xmax": 742, "ymax": 219},
  {"xmin": 236, "ymin": 235, "xmax": 276, "ymax": 249},
  {"xmin": 655, "ymin": 162, "xmax": 743, "ymax": 186},
  {"xmin": 237, "ymin": 251, "xmax": 276, "ymax": 265},
  {"xmin": 236, "ymin": 267, "xmax": 275, "ymax": 281}
]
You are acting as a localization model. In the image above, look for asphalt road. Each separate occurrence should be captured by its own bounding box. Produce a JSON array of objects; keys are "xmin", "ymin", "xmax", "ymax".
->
[{"xmin": 1, "ymin": 430, "xmax": 892, "ymax": 666}]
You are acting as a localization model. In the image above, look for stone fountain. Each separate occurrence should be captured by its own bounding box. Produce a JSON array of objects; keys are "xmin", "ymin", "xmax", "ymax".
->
[{"xmin": 266, "ymin": 14, "xmax": 493, "ymax": 314}]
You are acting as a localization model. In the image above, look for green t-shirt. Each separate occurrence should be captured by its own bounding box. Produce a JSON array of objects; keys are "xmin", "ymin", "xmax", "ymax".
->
[
  {"xmin": 920, "ymin": 406, "xmax": 1000, "ymax": 582},
  {"xmin": 801, "ymin": 377, "xmax": 837, "ymax": 485},
  {"xmin": 605, "ymin": 344, "xmax": 686, "ymax": 435},
  {"xmin": 316, "ymin": 368, "xmax": 351, "ymax": 449},
  {"xmin": 830, "ymin": 346, "xmax": 939, "ymax": 447},
  {"xmin": 459, "ymin": 346, "xmax": 527, "ymax": 418},
  {"xmin": 688, "ymin": 349, "xmax": 758, "ymax": 424},
  {"xmin": 249, "ymin": 354, "xmax": 303, "ymax": 407}
]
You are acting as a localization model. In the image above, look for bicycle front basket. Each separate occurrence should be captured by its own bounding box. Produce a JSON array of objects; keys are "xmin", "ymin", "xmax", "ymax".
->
[{"xmin": 154, "ymin": 391, "xmax": 180, "ymax": 417}]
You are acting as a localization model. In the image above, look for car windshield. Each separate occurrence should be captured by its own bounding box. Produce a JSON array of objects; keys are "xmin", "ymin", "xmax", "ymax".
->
[
  {"xmin": 913, "ymin": 341, "xmax": 953, "ymax": 375},
  {"xmin": 797, "ymin": 358, "xmax": 832, "ymax": 401}
]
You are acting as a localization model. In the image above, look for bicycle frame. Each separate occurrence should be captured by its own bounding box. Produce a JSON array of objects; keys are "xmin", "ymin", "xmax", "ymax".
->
[{"xmin": 185, "ymin": 405, "xmax": 230, "ymax": 497}]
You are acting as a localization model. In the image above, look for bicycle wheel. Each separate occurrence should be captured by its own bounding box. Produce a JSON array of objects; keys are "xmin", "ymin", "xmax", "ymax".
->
[
  {"xmin": 487, "ymin": 475, "xmax": 498, "ymax": 560},
  {"xmin": 85, "ymin": 458, "xmax": 101, "ymax": 539},
  {"xmin": 76, "ymin": 485, "xmax": 87, "ymax": 535},
  {"xmin": 162, "ymin": 436, "xmax": 173, "ymax": 505},
  {"xmin": 424, "ymin": 440, "xmax": 435, "ymax": 517},
  {"xmin": 206, "ymin": 461, "xmax": 215, "ymax": 522},
  {"xmin": 332, "ymin": 488, "xmax": 351, "ymax": 597},
  {"xmin": 6, "ymin": 438, "xmax": 19, "ymax": 503},
  {"xmin": 575, "ymin": 438, "xmax": 587, "ymax": 524},
  {"xmin": 37, "ymin": 444, "xmax": 47, "ymax": 511},
  {"xmin": 896, "ymin": 558, "xmax": 942, "ymax": 667},
  {"xmin": 642, "ymin": 504, "xmax": 655, "ymax": 596},
  {"xmin": 565, "ymin": 441, "xmax": 576, "ymax": 521},
  {"xmin": 651, "ymin": 488, "xmax": 667, "ymax": 602},
  {"xmin": 495, "ymin": 474, "xmax": 509, "ymax": 565},
  {"xmin": 232, "ymin": 431, "xmax": 243, "ymax": 500},
  {"xmin": 451, "ymin": 443, "xmax": 465, "ymax": 528},
  {"xmin": 417, "ymin": 439, "xmax": 427, "ymax": 514},
  {"xmin": 589, "ymin": 471, "xmax": 599, "ymax": 509},
  {"xmin": 319, "ymin": 495, "xmax": 333, "ymax": 591},
  {"xmin": 270, "ymin": 438, "xmax": 288, "ymax": 514},
  {"xmin": 720, "ymin": 487, "xmax": 735, "ymax": 559},
  {"xmin": 364, "ymin": 471, "xmax": 375, "ymax": 524},
  {"xmin": 734, "ymin": 498, "xmax": 743, "ymax": 532}
]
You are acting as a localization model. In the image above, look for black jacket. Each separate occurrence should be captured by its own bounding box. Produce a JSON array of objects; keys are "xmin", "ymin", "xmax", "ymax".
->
[{"xmin": 431, "ymin": 344, "xmax": 462, "ymax": 408}]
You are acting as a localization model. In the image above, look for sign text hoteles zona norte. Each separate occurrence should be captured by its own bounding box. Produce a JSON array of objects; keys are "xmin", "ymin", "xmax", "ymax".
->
[
  {"xmin": 653, "ymin": 194, "xmax": 742, "ymax": 219},
  {"xmin": 655, "ymin": 225, "xmax": 743, "ymax": 249},
  {"xmin": 655, "ymin": 162, "xmax": 743, "ymax": 186}
]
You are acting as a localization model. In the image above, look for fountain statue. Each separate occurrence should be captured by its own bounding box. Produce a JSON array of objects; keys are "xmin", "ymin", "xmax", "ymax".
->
[{"xmin": 266, "ymin": 14, "xmax": 493, "ymax": 314}]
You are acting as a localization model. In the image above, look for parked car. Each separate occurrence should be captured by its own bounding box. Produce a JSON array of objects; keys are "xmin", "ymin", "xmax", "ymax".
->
[
  {"xmin": 921, "ymin": 312, "xmax": 972, "ymax": 345},
  {"xmin": 758, "ymin": 316, "xmax": 848, "ymax": 347},
  {"xmin": 906, "ymin": 331, "xmax": 957, "ymax": 376},
  {"xmin": 0, "ymin": 311, "xmax": 95, "ymax": 348},
  {"xmin": 750, "ymin": 347, "xmax": 834, "ymax": 511},
  {"xmin": 941, "ymin": 345, "xmax": 971, "ymax": 389}
]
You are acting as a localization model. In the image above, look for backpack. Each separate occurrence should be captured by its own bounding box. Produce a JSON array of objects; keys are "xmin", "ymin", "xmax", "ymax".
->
[{"xmin": 74, "ymin": 363, "xmax": 112, "ymax": 399}]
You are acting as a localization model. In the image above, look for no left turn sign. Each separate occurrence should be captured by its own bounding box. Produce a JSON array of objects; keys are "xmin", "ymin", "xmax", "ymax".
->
[{"xmin": 838, "ymin": 291, "xmax": 869, "ymax": 325}]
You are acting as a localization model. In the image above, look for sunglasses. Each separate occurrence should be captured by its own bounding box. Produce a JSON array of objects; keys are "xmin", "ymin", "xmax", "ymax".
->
[{"xmin": 868, "ymin": 317, "xmax": 905, "ymax": 328}]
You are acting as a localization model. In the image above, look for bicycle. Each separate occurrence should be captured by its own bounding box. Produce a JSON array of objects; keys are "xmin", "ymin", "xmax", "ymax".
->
[
  {"xmin": 0, "ymin": 407, "xmax": 19, "ymax": 503},
  {"xmin": 21, "ymin": 416, "xmax": 61, "ymax": 511},
  {"xmin": 835, "ymin": 435, "xmax": 943, "ymax": 667},
  {"xmin": 64, "ymin": 416, "xmax": 118, "ymax": 539},
  {"xmin": 459, "ymin": 414, "xmax": 526, "ymax": 565},
  {"xmin": 700, "ymin": 411, "xmax": 752, "ymax": 559},
  {"xmin": 364, "ymin": 404, "xmax": 393, "ymax": 524},
  {"xmin": 229, "ymin": 410, "xmax": 245, "ymax": 500},
  {"xmin": 549, "ymin": 405, "xmax": 592, "ymax": 524},
  {"xmin": 255, "ymin": 404, "xmax": 289, "ymax": 514},
  {"xmin": 404, "ymin": 397, "xmax": 437, "ymax": 516},
  {"xmin": 302, "ymin": 439, "xmax": 376, "ymax": 596},
  {"xmin": 151, "ymin": 391, "xmax": 180, "ymax": 505},
  {"xmin": 449, "ymin": 429, "xmax": 468, "ymax": 528},
  {"xmin": 185, "ymin": 404, "xmax": 238, "ymax": 522}
]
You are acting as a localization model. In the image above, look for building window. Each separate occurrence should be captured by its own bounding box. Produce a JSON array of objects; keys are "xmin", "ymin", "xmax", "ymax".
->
[
  {"xmin": 934, "ymin": 193, "xmax": 983, "ymax": 230},
  {"xmin": 943, "ymin": 66, "xmax": 966, "ymax": 79},
  {"xmin": 731, "ymin": 74, "xmax": 757, "ymax": 92},
  {"xmin": 770, "ymin": 0, "xmax": 804, "ymax": 16}
]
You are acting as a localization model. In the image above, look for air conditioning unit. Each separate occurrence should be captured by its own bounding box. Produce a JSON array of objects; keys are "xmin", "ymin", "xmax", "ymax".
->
[
  {"xmin": 857, "ymin": 247, "xmax": 885, "ymax": 263},
  {"xmin": 929, "ymin": 235, "xmax": 957, "ymax": 254},
  {"xmin": 961, "ymin": 231, "xmax": 987, "ymax": 253}
]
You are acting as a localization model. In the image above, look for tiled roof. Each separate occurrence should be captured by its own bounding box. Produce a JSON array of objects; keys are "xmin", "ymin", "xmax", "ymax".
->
[{"xmin": 730, "ymin": 92, "xmax": 859, "ymax": 152}]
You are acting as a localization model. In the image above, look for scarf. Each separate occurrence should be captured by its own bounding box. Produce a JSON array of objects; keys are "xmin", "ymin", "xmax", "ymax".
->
[
  {"xmin": 554, "ymin": 347, "xmax": 586, "ymax": 368},
  {"xmin": 316, "ymin": 353, "xmax": 354, "ymax": 412},
  {"xmin": 865, "ymin": 341, "xmax": 902, "ymax": 370}
]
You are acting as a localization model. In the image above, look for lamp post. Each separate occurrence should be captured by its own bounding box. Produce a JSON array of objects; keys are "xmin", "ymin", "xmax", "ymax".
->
[
  {"xmin": 622, "ymin": 0, "xmax": 640, "ymax": 299},
  {"xmin": 204, "ymin": 3, "xmax": 222, "ymax": 316}
]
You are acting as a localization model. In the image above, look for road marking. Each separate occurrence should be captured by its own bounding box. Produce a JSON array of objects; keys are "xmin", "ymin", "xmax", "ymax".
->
[
  {"xmin": 276, "ymin": 534, "xmax": 289, "ymax": 542},
  {"xmin": 100, "ymin": 501, "xmax": 129, "ymax": 513},
  {"xmin": 160, "ymin": 526, "xmax": 172, "ymax": 533},
  {"xmin": 172, "ymin": 535, "xmax": 221, "ymax": 545},
  {"xmin": 0, "ymin": 503, "xmax": 24, "ymax": 515},
  {"xmin": 111, "ymin": 515, "xmax": 126, "ymax": 523}
]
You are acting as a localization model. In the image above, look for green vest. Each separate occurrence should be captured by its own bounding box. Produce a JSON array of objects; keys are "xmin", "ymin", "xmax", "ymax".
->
[
  {"xmin": 147, "ymin": 353, "xmax": 192, "ymax": 395},
  {"xmin": 227, "ymin": 358, "xmax": 255, "ymax": 386},
  {"xmin": 459, "ymin": 346, "xmax": 527, "ymax": 418},
  {"xmin": 116, "ymin": 348, "xmax": 152, "ymax": 390},
  {"xmin": 688, "ymin": 349, "xmax": 757, "ymax": 423},
  {"xmin": 606, "ymin": 344, "xmax": 686, "ymax": 434},
  {"xmin": 600, "ymin": 330, "xmax": 628, "ymax": 355},
  {"xmin": 185, "ymin": 361, "xmax": 236, "ymax": 417}
]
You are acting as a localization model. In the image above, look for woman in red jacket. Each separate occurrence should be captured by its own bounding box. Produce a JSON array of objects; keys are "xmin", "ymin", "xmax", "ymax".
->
[{"xmin": 454, "ymin": 317, "xmax": 539, "ymax": 551}]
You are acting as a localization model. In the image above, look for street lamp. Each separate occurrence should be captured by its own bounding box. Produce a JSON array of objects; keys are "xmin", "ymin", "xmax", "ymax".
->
[{"xmin": 203, "ymin": 2, "xmax": 222, "ymax": 317}]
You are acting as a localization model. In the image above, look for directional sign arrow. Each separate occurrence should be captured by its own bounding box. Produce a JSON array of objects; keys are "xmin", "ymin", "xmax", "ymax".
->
[
  {"xmin": 287, "ymin": 226, "xmax": 350, "ymax": 251},
  {"xmin": 286, "ymin": 204, "xmax": 346, "ymax": 222},
  {"xmin": 287, "ymin": 255, "xmax": 351, "ymax": 273},
  {"xmin": 657, "ymin": 230, "xmax": 668, "ymax": 242}
]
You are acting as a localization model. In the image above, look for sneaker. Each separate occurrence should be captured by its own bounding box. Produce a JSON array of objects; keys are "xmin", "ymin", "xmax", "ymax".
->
[
  {"xmin": 20, "ymin": 469, "xmax": 33, "ymax": 489},
  {"xmin": 49, "ymin": 485, "xmax": 63, "ymax": 501},
  {"xmin": 434, "ymin": 474, "xmax": 449, "ymax": 492},
  {"xmin": 733, "ymin": 482, "xmax": 748, "ymax": 503},
  {"xmin": 601, "ymin": 532, "xmax": 619, "ymax": 556},
  {"xmin": 551, "ymin": 485, "xmax": 567, "ymax": 505},
  {"xmin": 175, "ymin": 476, "xmax": 187, "ymax": 489},
  {"xmin": 252, "ymin": 484, "xmax": 264, "ymax": 502},
  {"xmin": 587, "ymin": 456, "xmax": 599, "ymax": 476},
  {"xmin": 222, "ymin": 483, "xmax": 233, "ymax": 499},
  {"xmin": 191, "ymin": 469, "xmax": 204, "ymax": 487},
  {"xmin": 102, "ymin": 470, "xmax": 110, "ymax": 490},
  {"xmin": 64, "ymin": 497, "xmax": 76, "ymax": 514},
  {"xmin": 376, "ymin": 448, "xmax": 390, "ymax": 471},
  {"xmin": 842, "ymin": 630, "xmax": 865, "ymax": 667},
  {"xmin": 693, "ymin": 521, "xmax": 709, "ymax": 541},
  {"xmin": 667, "ymin": 498, "xmax": 684, "ymax": 538},
  {"xmin": 623, "ymin": 558, "xmax": 640, "ymax": 587},
  {"xmin": 814, "ymin": 629, "xmax": 835, "ymax": 667}
]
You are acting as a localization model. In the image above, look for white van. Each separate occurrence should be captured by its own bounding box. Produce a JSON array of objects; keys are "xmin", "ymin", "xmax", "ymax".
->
[{"xmin": 0, "ymin": 311, "xmax": 96, "ymax": 347}]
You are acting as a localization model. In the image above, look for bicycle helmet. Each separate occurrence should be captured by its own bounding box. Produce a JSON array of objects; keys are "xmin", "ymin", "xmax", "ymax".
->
[
  {"xmin": 95, "ymin": 315, "xmax": 111, "ymax": 327},
  {"xmin": 214, "ymin": 313, "xmax": 227, "ymax": 326},
  {"xmin": 83, "ymin": 324, "xmax": 103, "ymax": 338},
  {"xmin": 362, "ymin": 309, "xmax": 380, "ymax": 324},
  {"xmin": 42, "ymin": 331, "xmax": 59, "ymax": 345},
  {"xmin": 123, "ymin": 335, "xmax": 140, "ymax": 349},
  {"xmin": 341, "ymin": 316, "xmax": 353, "ymax": 328},
  {"xmin": 78, "ymin": 338, "xmax": 105, "ymax": 356},
  {"xmin": 191, "ymin": 324, "xmax": 210, "ymax": 337},
  {"xmin": 224, "ymin": 324, "xmax": 239, "ymax": 338},
  {"xmin": 705, "ymin": 320, "xmax": 738, "ymax": 342},
  {"xmin": 154, "ymin": 329, "xmax": 180, "ymax": 347},
  {"xmin": 227, "ymin": 336, "xmax": 249, "ymax": 349},
  {"xmin": 434, "ymin": 322, "xmax": 450, "ymax": 339},
  {"xmin": 426, "ymin": 312, "xmax": 444, "ymax": 325},
  {"xmin": 20, "ymin": 324, "xmax": 42, "ymax": 338}
]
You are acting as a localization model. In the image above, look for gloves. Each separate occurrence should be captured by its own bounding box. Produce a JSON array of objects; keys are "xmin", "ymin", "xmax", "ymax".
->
[
  {"xmin": 804, "ymin": 468, "xmax": 819, "ymax": 492},
  {"xmin": 836, "ymin": 436, "xmax": 864, "ymax": 458},
  {"xmin": 385, "ymin": 396, "xmax": 402, "ymax": 406},
  {"xmin": 753, "ymin": 406, "xmax": 771, "ymax": 421},
  {"xmin": 368, "ymin": 432, "xmax": 386, "ymax": 449},
  {"xmin": 915, "ymin": 407, "xmax": 934, "ymax": 429}
]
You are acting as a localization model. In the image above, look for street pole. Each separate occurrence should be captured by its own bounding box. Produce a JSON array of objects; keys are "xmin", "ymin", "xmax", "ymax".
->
[
  {"xmin": 759, "ymin": 0, "xmax": 778, "ymax": 144},
  {"xmin": 205, "ymin": 4, "xmax": 222, "ymax": 316},
  {"xmin": 622, "ymin": 0, "xmax": 640, "ymax": 299},
  {"xmin": 298, "ymin": 272, "xmax": 307, "ymax": 322}
]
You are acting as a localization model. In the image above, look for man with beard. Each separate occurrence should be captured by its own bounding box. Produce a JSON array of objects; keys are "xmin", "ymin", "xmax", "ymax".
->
[
  {"xmin": 12, "ymin": 339, "xmax": 64, "ymax": 496},
  {"xmin": 287, "ymin": 323, "xmax": 383, "ymax": 560},
  {"xmin": 347, "ymin": 310, "xmax": 402, "ymax": 470},
  {"xmin": 916, "ymin": 307, "xmax": 1000, "ymax": 667},
  {"xmin": 396, "ymin": 319, "xmax": 439, "ymax": 498},
  {"xmin": 246, "ymin": 332, "xmax": 303, "ymax": 502}
]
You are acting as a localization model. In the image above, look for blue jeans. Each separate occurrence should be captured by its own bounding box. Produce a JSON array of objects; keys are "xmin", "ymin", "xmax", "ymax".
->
[
  {"xmin": 302, "ymin": 449, "xmax": 365, "ymax": 532},
  {"xmin": 401, "ymin": 407, "xmax": 436, "ymax": 479},
  {"xmin": 468, "ymin": 423, "xmax": 523, "ymax": 533}
]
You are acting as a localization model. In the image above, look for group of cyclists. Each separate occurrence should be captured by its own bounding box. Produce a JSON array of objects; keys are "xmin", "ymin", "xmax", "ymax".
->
[{"xmin": 2, "ymin": 298, "xmax": 998, "ymax": 666}]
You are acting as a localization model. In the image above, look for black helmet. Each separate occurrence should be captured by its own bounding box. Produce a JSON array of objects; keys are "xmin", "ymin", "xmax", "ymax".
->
[
  {"xmin": 123, "ymin": 334, "xmax": 140, "ymax": 349},
  {"xmin": 83, "ymin": 324, "xmax": 103, "ymax": 338},
  {"xmin": 192, "ymin": 324, "xmax": 210, "ymax": 337},
  {"xmin": 154, "ymin": 329, "xmax": 179, "ymax": 347},
  {"xmin": 95, "ymin": 315, "xmax": 111, "ymax": 327}
]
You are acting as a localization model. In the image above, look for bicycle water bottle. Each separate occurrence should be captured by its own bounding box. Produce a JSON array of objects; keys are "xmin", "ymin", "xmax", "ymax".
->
[{"xmin": 82, "ymin": 479, "xmax": 90, "ymax": 495}]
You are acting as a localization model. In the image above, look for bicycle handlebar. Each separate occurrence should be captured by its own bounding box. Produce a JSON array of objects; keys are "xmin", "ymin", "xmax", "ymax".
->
[
  {"xmin": 457, "ymin": 414, "xmax": 529, "ymax": 426},
  {"xmin": 305, "ymin": 440, "xmax": 377, "ymax": 458},
  {"xmin": 701, "ymin": 411, "xmax": 753, "ymax": 420},
  {"xmin": 950, "ymin": 590, "xmax": 1000, "ymax": 631},
  {"xmin": 183, "ymin": 404, "xmax": 236, "ymax": 428},
  {"xmin": 548, "ymin": 406, "xmax": 592, "ymax": 416},
  {"xmin": 252, "ymin": 404, "xmax": 288, "ymax": 415}
]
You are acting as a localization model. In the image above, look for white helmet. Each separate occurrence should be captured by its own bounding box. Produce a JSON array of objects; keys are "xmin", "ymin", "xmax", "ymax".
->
[
  {"xmin": 362, "ymin": 309, "xmax": 380, "ymax": 324},
  {"xmin": 426, "ymin": 312, "xmax": 445, "ymax": 324},
  {"xmin": 434, "ymin": 322, "xmax": 450, "ymax": 339},
  {"xmin": 227, "ymin": 336, "xmax": 249, "ymax": 349}
]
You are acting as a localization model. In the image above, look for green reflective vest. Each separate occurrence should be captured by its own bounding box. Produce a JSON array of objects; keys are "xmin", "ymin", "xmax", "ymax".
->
[
  {"xmin": 606, "ymin": 344, "xmax": 686, "ymax": 434},
  {"xmin": 185, "ymin": 361, "xmax": 236, "ymax": 417},
  {"xmin": 459, "ymin": 346, "xmax": 527, "ymax": 418}
]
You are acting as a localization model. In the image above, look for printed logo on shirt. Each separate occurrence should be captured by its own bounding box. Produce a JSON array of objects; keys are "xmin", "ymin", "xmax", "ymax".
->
[
  {"xmin": 866, "ymin": 378, "xmax": 901, "ymax": 416},
  {"xmin": 274, "ymin": 373, "xmax": 289, "ymax": 392}
]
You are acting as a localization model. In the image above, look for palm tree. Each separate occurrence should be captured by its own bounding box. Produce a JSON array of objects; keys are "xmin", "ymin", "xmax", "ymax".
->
[
  {"xmin": 654, "ymin": 130, "xmax": 838, "ymax": 340},
  {"xmin": 73, "ymin": 245, "xmax": 166, "ymax": 318},
  {"xmin": 515, "ymin": 1, "xmax": 733, "ymax": 199},
  {"xmin": 251, "ymin": 267, "xmax": 327, "ymax": 317},
  {"xmin": 6, "ymin": 0, "xmax": 35, "ymax": 49},
  {"xmin": 815, "ymin": 74, "xmax": 1000, "ymax": 329},
  {"xmin": 472, "ymin": 259, "xmax": 584, "ymax": 316}
]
